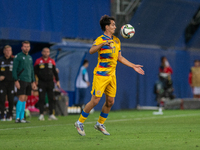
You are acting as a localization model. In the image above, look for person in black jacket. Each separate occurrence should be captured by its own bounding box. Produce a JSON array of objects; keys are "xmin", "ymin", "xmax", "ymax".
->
[
  {"xmin": 34, "ymin": 47, "xmax": 60, "ymax": 121},
  {"xmin": 0, "ymin": 45, "xmax": 15, "ymax": 121}
]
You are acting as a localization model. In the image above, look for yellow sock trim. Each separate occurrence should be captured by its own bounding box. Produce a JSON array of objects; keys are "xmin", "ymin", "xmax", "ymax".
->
[
  {"xmin": 98, "ymin": 116, "xmax": 107, "ymax": 124},
  {"xmin": 78, "ymin": 114, "xmax": 87, "ymax": 123}
]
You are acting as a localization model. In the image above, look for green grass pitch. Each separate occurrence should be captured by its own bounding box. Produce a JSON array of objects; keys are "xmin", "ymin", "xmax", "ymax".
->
[{"xmin": 0, "ymin": 110, "xmax": 200, "ymax": 150}]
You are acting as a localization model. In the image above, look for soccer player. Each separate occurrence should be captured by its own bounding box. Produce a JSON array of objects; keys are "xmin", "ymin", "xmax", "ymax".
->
[
  {"xmin": 74, "ymin": 15, "xmax": 145, "ymax": 136},
  {"xmin": 13, "ymin": 41, "xmax": 37, "ymax": 123},
  {"xmin": 34, "ymin": 47, "xmax": 60, "ymax": 121}
]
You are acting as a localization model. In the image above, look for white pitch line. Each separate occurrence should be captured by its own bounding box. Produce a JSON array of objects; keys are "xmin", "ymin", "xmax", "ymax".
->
[
  {"xmin": 0, "ymin": 113, "xmax": 199, "ymax": 131},
  {"xmin": 0, "ymin": 124, "xmax": 66, "ymax": 131},
  {"xmin": 104, "ymin": 113, "xmax": 200, "ymax": 122}
]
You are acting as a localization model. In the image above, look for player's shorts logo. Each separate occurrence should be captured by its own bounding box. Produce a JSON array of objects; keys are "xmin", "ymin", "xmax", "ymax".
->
[{"xmin": 97, "ymin": 90, "xmax": 101, "ymax": 95}]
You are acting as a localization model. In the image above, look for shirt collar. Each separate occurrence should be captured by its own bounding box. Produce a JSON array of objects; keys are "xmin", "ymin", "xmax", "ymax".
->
[
  {"xmin": 21, "ymin": 51, "xmax": 28, "ymax": 56},
  {"xmin": 3, "ymin": 56, "xmax": 11, "ymax": 60},
  {"xmin": 103, "ymin": 34, "xmax": 113, "ymax": 40},
  {"xmin": 41, "ymin": 57, "xmax": 50, "ymax": 62}
]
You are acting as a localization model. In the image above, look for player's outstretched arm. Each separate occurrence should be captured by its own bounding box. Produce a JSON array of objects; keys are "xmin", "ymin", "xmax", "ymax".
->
[
  {"xmin": 89, "ymin": 41, "xmax": 113, "ymax": 54},
  {"xmin": 118, "ymin": 52, "xmax": 145, "ymax": 75}
]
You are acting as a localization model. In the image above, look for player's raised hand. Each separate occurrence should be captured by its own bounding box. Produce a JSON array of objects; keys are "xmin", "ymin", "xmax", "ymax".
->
[
  {"xmin": 133, "ymin": 65, "xmax": 145, "ymax": 75},
  {"xmin": 103, "ymin": 41, "xmax": 114, "ymax": 46}
]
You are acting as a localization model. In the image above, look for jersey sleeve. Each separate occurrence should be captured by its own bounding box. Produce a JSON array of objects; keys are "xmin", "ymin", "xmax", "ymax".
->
[
  {"xmin": 52, "ymin": 60, "xmax": 59, "ymax": 81},
  {"xmin": 0, "ymin": 59, "xmax": 2, "ymax": 76},
  {"xmin": 31, "ymin": 59, "xmax": 35, "ymax": 82},
  {"xmin": 93, "ymin": 37, "xmax": 104, "ymax": 46},
  {"xmin": 82, "ymin": 68, "xmax": 87, "ymax": 75},
  {"xmin": 188, "ymin": 71, "xmax": 192, "ymax": 85},
  {"xmin": 12, "ymin": 55, "xmax": 19, "ymax": 81},
  {"xmin": 34, "ymin": 59, "xmax": 39, "ymax": 76}
]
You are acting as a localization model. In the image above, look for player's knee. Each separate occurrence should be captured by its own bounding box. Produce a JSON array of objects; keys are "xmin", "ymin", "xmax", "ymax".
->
[
  {"xmin": 106, "ymin": 99, "xmax": 115, "ymax": 107},
  {"xmin": 92, "ymin": 100, "xmax": 99, "ymax": 106},
  {"xmin": 91, "ymin": 96, "xmax": 101, "ymax": 106},
  {"xmin": 18, "ymin": 95, "xmax": 26, "ymax": 101},
  {"xmin": 108, "ymin": 101, "xmax": 114, "ymax": 107}
]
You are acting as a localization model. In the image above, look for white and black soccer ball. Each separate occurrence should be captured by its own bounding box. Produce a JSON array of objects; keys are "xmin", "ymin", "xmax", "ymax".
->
[{"xmin": 120, "ymin": 24, "xmax": 135, "ymax": 39}]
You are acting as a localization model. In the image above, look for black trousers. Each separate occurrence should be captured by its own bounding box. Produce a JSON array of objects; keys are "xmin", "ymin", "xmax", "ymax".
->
[
  {"xmin": 77, "ymin": 88, "xmax": 87, "ymax": 105},
  {"xmin": 0, "ymin": 81, "xmax": 14, "ymax": 118},
  {"xmin": 38, "ymin": 80, "xmax": 55, "ymax": 115}
]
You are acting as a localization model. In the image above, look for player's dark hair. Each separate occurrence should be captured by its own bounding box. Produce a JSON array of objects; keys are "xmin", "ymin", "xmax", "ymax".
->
[
  {"xmin": 83, "ymin": 59, "xmax": 89, "ymax": 65},
  {"xmin": 100, "ymin": 15, "xmax": 115, "ymax": 31}
]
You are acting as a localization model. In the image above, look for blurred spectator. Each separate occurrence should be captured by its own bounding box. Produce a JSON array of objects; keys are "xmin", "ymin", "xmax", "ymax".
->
[
  {"xmin": 154, "ymin": 56, "xmax": 175, "ymax": 114},
  {"xmin": 76, "ymin": 60, "xmax": 90, "ymax": 107},
  {"xmin": 189, "ymin": 60, "xmax": 200, "ymax": 98},
  {"xmin": 0, "ymin": 45, "xmax": 15, "ymax": 121},
  {"xmin": 154, "ymin": 74, "xmax": 175, "ymax": 105},
  {"xmin": 159, "ymin": 56, "xmax": 173, "ymax": 77},
  {"xmin": 13, "ymin": 41, "xmax": 37, "ymax": 123},
  {"xmin": 159, "ymin": 56, "xmax": 174, "ymax": 98},
  {"xmin": 34, "ymin": 47, "xmax": 60, "ymax": 121}
]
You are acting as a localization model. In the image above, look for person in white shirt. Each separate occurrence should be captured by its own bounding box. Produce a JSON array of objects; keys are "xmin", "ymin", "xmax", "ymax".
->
[{"xmin": 76, "ymin": 60, "xmax": 90, "ymax": 106}]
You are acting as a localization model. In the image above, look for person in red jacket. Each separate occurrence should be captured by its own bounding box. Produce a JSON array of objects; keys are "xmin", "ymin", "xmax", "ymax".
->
[
  {"xmin": 154, "ymin": 56, "xmax": 174, "ymax": 114},
  {"xmin": 159, "ymin": 56, "xmax": 173, "ymax": 76},
  {"xmin": 34, "ymin": 47, "xmax": 60, "ymax": 121}
]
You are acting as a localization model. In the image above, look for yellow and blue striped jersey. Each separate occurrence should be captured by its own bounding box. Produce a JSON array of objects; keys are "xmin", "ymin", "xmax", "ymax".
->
[{"xmin": 93, "ymin": 34, "xmax": 121, "ymax": 76}]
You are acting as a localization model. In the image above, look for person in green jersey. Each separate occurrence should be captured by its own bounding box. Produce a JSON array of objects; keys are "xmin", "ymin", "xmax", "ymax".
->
[{"xmin": 12, "ymin": 41, "xmax": 37, "ymax": 123}]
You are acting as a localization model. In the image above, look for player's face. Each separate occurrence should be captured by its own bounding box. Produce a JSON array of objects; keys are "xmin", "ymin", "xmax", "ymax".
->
[
  {"xmin": 42, "ymin": 48, "xmax": 50, "ymax": 58},
  {"xmin": 107, "ymin": 20, "xmax": 116, "ymax": 34},
  {"xmin": 3, "ymin": 47, "xmax": 12, "ymax": 58},
  {"xmin": 21, "ymin": 43, "xmax": 31, "ymax": 54}
]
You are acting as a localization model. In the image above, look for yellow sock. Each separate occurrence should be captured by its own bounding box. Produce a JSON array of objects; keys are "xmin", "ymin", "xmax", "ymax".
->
[
  {"xmin": 78, "ymin": 114, "xmax": 87, "ymax": 123},
  {"xmin": 98, "ymin": 112, "xmax": 108, "ymax": 124},
  {"xmin": 98, "ymin": 116, "xmax": 107, "ymax": 124},
  {"xmin": 78, "ymin": 110, "xmax": 89, "ymax": 123}
]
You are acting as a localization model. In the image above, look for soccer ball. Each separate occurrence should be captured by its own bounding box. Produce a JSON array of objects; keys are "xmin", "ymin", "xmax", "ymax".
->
[{"xmin": 120, "ymin": 24, "xmax": 135, "ymax": 39}]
